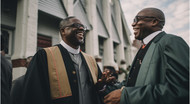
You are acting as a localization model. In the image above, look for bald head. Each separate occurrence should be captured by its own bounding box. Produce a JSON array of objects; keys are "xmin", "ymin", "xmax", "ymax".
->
[
  {"xmin": 132, "ymin": 7, "xmax": 166, "ymax": 40},
  {"xmin": 139, "ymin": 8, "xmax": 165, "ymax": 28}
]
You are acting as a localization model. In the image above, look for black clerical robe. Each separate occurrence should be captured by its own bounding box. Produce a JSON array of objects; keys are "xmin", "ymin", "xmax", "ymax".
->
[{"xmin": 21, "ymin": 44, "xmax": 103, "ymax": 104}]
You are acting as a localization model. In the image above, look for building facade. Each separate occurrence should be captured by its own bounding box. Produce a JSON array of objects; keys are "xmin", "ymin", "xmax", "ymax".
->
[{"xmin": 1, "ymin": 0, "xmax": 136, "ymax": 81}]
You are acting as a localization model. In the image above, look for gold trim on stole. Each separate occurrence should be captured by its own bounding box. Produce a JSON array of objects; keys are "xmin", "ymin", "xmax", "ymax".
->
[
  {"xmin": 81, "ymin": 52, "xmax": 98, "ymax": 84},
  {"xmin": 44, "ymin": 46, "xmax": 72, "ymax": 99}
]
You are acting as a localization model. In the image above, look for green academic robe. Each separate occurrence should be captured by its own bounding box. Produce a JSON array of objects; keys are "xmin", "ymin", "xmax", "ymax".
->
[{"xmin": 121, "ymin": 32, "xmax": 189, "ymax": 104}]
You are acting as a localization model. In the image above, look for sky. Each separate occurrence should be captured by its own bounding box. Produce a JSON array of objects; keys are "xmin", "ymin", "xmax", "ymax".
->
[{"xmin": 120, "ymin": 0, "xmax": 189, "ymax": 45}]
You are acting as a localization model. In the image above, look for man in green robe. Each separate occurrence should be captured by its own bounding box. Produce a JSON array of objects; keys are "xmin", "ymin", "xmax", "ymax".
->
[{"xmin": 103, "ymin": 7, "xmax": 189, "ymax": 104}]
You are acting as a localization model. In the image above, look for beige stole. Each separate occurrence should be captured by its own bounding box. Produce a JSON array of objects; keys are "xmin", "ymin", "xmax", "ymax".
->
[{"xmin": 44, "ymin": 46, "xmax": 98, "ymax": 99}]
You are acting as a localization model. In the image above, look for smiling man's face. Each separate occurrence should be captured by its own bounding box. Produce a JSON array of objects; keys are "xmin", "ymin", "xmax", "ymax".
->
[
  {"xmin": 131, "ymin": 9, "xmax": 155, "ymax": 40},
  {"xmin": 62, "ymin": 18, "xmax": 86, "ymax": 48}
]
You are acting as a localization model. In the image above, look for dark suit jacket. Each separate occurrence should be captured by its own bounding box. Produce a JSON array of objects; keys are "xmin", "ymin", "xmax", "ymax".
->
[
  {"xmin": 1, "ymin": 55, "xmax": 12, "ymax": 104},
  {"xmin": 10, "ymin": 75, "xmax": 25, "ymax": 104},
  {"xmin": 121, "ymin": 32, "xmax": 189, "ymax": 104}
]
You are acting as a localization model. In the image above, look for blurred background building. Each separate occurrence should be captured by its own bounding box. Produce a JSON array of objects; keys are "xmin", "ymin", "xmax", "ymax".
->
[{"xmin": 1, "ymin": 0, "xmax": 139, "ymax": 81}]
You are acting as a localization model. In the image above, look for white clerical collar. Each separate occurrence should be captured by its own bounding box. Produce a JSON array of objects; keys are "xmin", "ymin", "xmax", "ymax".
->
[
  {"xmin": 143, "ymin": 30, "xmax": 162, "ymax": 44},
  {"xmin": 60, "ymin": 40, "xmax": 80, "ymax": 54}
]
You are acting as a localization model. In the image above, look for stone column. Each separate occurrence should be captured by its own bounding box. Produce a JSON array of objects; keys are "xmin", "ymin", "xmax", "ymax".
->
[
  {"xmin": 113, "ymin": 0, "xmax": 126, "ymax": 81},
  {"xmin": 113, "ymin": 0, "xmax": 125, "ymax": 65},
  {"xmin": 85, "ymin": 0, "xmax": 99, "ymax": 56},
  {"xmin": 62, "ymin": 0, "xmax": 73, "ymax": 16},
  {"xmin": 102, "ymin": 0, "xmax": 114, "ymax": 66},
  {"xmin": 12, "ymin": 0, "xmax": 38, "ymax": 80}
]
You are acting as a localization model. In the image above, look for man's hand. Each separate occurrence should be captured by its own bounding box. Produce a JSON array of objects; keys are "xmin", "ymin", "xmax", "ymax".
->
[
  {"xmin": 104, "ymin": 89, "xmax": 121, "ymax": 104},
  {"xmin": 96, "ymin": 70, "xmax": 116, "ymax": 91},
  {"xmin": 99, "ymin": 70, "xmax": 116, "ymax": 84}
]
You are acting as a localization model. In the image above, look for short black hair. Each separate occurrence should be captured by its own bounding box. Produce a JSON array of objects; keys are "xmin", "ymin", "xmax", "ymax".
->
[{"xmin": 59, "ymin": 16, "xmax": 76, "ymax": 30}]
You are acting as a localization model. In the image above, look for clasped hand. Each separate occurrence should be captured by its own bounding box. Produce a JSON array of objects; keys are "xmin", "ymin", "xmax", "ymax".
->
[
  {"xmin": 96, "ymin": 70, "xmax": 122, "ymax": 104},
  {"xmin": 96, "ymin": 70, "xmax": 116, "ymax": 91}
]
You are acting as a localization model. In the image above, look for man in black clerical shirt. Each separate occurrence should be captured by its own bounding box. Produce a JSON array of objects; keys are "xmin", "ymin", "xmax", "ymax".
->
[{"xmin": 21, "ymin": 17, "xmax": 103, "ymax": 104}]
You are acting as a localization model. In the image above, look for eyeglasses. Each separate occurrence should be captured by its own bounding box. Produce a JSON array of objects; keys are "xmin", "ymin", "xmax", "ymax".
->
[
  {"xmin": 133, "ymin": 16, "xmax": 164, "ymax": 24},
  {"xmin": 63, "ymin": 23, "xmax": 87, "ymax": 33}
]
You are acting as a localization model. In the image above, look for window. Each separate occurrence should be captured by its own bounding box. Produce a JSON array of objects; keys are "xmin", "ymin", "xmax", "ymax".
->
[
  {"xmin": 99, "ymin": 37, "xmax": 104, "ymax": 57},
  {"xmin": 37, "ymin": 34, "xmax": 52, "ymax": 51},
  {"xmin": 1, "ymin": 29, "xmax": 13, "ymax": 56},
  {"xmin": 113, "ymin": 42, "xmax": 118, "ymax": 63}
]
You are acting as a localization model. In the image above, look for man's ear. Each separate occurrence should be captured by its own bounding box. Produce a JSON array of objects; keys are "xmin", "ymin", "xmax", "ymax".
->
[
  {"xmin": 59, "ymin": 29, "xmax": 65, "ymax": 38},
  {"xmin": 152, "ymin": 19, "xmax": 159, "ymax": 27},
  {"xmin": 61, "ymin": 29, "xmax": 65, "ymax": 34},
  {"xmin": 61, "ymin": 29, "xmax": 66, "ymax": 35}
]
